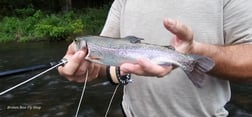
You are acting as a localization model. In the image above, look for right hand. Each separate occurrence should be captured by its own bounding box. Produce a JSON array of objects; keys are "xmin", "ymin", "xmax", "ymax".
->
[
  {"xmin": 163, "ymin": 18, "xmax": 195, "ymax": 54},
  {"xmin": 58, "ymin": 43, "xmax": 101, "ymax": 82}
]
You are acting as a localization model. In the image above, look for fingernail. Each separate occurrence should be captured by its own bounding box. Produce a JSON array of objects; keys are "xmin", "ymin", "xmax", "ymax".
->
[
  {"xmin": 165, "ymin": 18, "xmax": 175, "ymax": 27},
  {"xmin": 76, "ymin": 51, "xmax": 85, "ymax": 59}
]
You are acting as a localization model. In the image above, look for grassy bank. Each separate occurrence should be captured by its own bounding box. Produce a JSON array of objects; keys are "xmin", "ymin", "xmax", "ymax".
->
[{"xmin": 0, "ymin": 6, "xmax": 109, "ymax": 43}]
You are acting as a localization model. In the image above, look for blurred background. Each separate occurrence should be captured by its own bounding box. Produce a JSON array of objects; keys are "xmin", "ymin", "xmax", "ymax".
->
[{"xmin": 0, "ymin": 0, "xmax": 251, "ymax": 117}]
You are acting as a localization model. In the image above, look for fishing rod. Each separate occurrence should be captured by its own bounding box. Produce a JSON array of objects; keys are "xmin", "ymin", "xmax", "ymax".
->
[
  {"xmin": 0, "ymin": 58, "xmax": 119, "ymax": 116},
  {"xmin": 0, "ymin": 59, "xmax": 68, "ymax": 96},
  {"xmin": 0, "ymin": 61, "xmax": 60, "ymax": 78}
]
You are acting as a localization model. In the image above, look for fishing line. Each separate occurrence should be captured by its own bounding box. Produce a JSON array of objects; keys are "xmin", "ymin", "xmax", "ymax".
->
[
  {"xmin": 0, "ymin": 59, "xmax": 68, "ymax": 96},
  {"xmin": 75, "ymin": 69, "xmax": 89, "ymax": 117},
  {"xmin": 74, "ymin": 70, "xmax": 120, "ymax": 117},
  {"xmin": 0, "ymin": 57, "xmax": 120, "ymax": 117},
  {"xmin": 104, "ymin": 84, "xmax": 120, "ymax": 117}
]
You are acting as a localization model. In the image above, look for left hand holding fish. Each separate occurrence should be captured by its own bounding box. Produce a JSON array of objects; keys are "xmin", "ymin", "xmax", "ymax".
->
[{"xmin": 58, "ymin": 43, "xmax": 101, "ymax": 82}]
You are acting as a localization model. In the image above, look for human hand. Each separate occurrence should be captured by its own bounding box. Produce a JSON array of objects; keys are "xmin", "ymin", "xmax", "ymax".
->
[
  {"xmin": 119, "ymin": 18, "xmax": 195, "ymax": 77},
  {"xmin": 120, "ymin": 58, "xmax": 173, "ymax": 77},
  {"xmin": 163, "ymin": 18, "xmax": 196, "ymax": 54},
  {"xmin": 58, "ymin": 43, "xmax": 101, "ymax": 82}
]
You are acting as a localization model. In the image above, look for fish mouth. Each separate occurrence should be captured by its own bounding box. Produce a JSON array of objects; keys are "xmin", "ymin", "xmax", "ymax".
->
[
  {"xmin": 74, "ymin": 39, "xmax": 90, "ymax": 58},
  {"xmin": 81, "ymin": 40, "xmax": 90, "ymax": 59}
]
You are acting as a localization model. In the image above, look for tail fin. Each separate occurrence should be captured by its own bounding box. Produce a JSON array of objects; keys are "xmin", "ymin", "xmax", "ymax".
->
[{"xmin": 184, "ymin": 55, "xmax": 215, "ymax": 88}]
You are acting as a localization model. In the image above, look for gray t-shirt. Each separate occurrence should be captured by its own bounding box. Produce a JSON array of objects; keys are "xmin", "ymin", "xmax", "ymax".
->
[{"xmin": 100, "ymin": 0, "xmax": 252, "ymax": 116}]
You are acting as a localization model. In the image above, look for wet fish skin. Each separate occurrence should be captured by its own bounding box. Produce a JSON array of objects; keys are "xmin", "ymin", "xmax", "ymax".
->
[{"xmin": 73, "ymin": 36, "xmax": 215, "ymax": 87}]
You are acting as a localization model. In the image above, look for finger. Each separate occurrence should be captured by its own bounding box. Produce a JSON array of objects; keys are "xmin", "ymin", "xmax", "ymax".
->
[
  {"xmin": 73, "ymin": 75, "xmax": 87, "ymax": 83},
  {"xmin": 58, "ymin": 43, "xmax": 80, "ymax": 76},
  {"xmin": 66, "ymin": 74, "xmax": 86, "ymax": 83},
  {"xmin": 163, "ymin": 18, "xmax": 193, "ymax": 41},
  {"xmin": 120, "ymin": 60, "xmax": 166, "ymax": 76},
  {"xmin": 120, "ymin": 63, "xmax": 142, "ymax": 75},
  {"xmin": 58, "ymin": 50, "xmax": 86, "ymax": 76},
  {"xmin": 170, "ymin": 36, "xmax": 178, "ymax": 47},
  {"xmin": 85, "ymin": 63, "xmax": 95, "ymax": 79},
  {"xmin": 88, "ymin": 64, "xmax": 100, "ymax": 81},
  {"xmin": 66, "ymin": 43, "xmax": 76, "ymax": 55},
  {"xmin": 72, "ymin": 60, "xmax": 90, "ymax": 76},
  {"xmin": 137, "ymin": 58, "xmax": 172, "ymax": 77},
  {"xmin": 88, "ymin": 63, "xmax": 95, "ymax": 75},
  {"xmin": 74, "ymin": 63, "xmax": 100, "ymax": 82}
]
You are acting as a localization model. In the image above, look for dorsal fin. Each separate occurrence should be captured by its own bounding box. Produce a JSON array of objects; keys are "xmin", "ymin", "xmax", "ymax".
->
[{"xmin": 123, "ymin": 36, "xmax": 144, "ymax": 43}]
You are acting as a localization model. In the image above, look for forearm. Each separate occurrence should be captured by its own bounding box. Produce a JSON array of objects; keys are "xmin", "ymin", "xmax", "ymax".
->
[{"xmin": 192, "ymin": 42, "xmax": 252, "ymax": 82}]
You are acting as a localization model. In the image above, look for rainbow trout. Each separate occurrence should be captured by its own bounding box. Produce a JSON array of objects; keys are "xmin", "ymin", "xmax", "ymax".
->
[{"xmin": 73, "ymin": 36, "xmax": 215, "ymax": 87}]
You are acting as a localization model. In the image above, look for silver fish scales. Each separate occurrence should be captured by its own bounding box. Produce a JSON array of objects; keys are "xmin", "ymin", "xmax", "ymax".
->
[{"xmin": 74, "ymin": 36, "xmax": 215, "ymax": 87}]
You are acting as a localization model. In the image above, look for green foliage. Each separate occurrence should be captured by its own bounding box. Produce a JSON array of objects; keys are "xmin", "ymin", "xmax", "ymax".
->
[
  {"xmin": 0, "ymin": 17, "xmax": 21, "ymax": 42},
  {"xmin": 0, "ymin": 6, "xmax": 109, "ymax": 43},
  {"xmin": 81, "ymin": 6, "xmax": 109, "ymax": 34},
  {"xmin": 15, "ymin": 7, "xmax": 36, "ymax": 17}
]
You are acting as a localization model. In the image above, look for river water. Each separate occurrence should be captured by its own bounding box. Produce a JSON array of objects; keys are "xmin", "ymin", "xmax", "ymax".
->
[
  {"xmin": 0, "ymin": 42, "xmax": 124, "ymax": 117},
  {"xmin": 0, "ymin": 42, "xmax": 251, "ymax": 117}
]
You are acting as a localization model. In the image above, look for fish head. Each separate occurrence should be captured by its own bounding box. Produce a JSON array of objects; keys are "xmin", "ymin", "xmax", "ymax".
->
[
  {"xmin": 73, "ymin": 36, "xmax": 103, "ymax": 64},
  {"xmin": 73, "ymin": 37, "xmax": 91, "ymax": 59},
  {"xmin": 74, "ymin": 37, "xmax": 88, "ymax": 51}
]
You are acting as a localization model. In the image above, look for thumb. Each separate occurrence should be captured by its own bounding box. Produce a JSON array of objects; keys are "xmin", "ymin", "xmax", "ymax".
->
[
  {"xmin": 58, "ymin": 50, "xmax": 86, "ymax": 76},
  {"xmin": 163, "ymin": 18, "xmax": 193, "ymax": 41}
]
